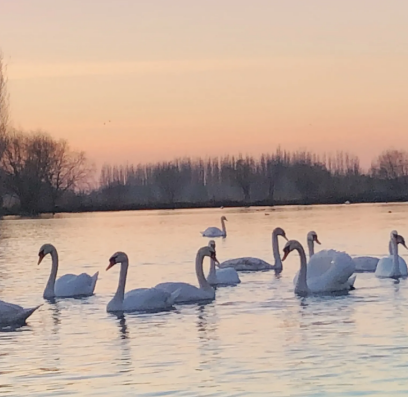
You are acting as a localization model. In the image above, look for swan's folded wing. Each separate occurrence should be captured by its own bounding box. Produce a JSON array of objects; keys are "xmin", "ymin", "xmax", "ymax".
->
[
  {"xmin": 315, "ymin": 250, "xmax": 355, "ymax": 287},
  {"xmin": 308, "ymin": 250, "xmax": 355, "ymax": 279},
  {"xmin": 123, "ymin": 287, "xmax": 173, "ymax": 311},
  {"xmin": 202, "ymin": 227, "xmax": 223, "ymax": 237},
  {"xmin": 0, "ymin": 300, "xmax": 24, "ymax": 317},
  {"xmin": 353, "ymin": 256, "xmax": 379, "ymax": 272},
  {"xmin": 55, "ymin": 273, "xmax": 96, "ymax": 297},
  {"xmin": 0, "ymin": 300, "xmax": 39, "ymax": 326},
  {"xmin": 218, "ymin": 257, "xmax": 272, "ymax": 271}
]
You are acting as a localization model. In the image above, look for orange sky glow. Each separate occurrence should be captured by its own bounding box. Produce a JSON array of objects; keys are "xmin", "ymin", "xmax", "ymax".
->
[{"xmin": 1, "ymin": 0, "xmax": 408, "ymax": 170}]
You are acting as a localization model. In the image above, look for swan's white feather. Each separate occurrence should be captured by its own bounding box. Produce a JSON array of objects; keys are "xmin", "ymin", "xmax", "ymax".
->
[
  {"xmin": 0, "ymin": 300, "xmax": 41, "ymax": 327},
  {"xmin": 375, "ymin": 255, "xmax": 408, "ymax": 278},
  {"xmin": 54, "ymin": 271, "xmax": 99, "ymax": 297},
  {"xmin": 207, "ymin": 267, "xmax": 241, "ymax": 286},
  {"xmin": 155, "ymin": 282, "xmax": 215, "ymax": 303},
  {"xmin": 353, "ymin": 256, "xmax": 379, "ymax": 272},
  {"xmin": 293, "ymin": 249, "xmax": 356, "ymax": 293},
  {"xmin": 201, "ymin": 227, "xmax": 225, "ymax": 237},
  {"xmin": 218, "ymin": 257, "xmax": 274, "ymax": 271},
  {"xmin": 117, "ymin": 287, "xmax": 177, "ymax": 312}
]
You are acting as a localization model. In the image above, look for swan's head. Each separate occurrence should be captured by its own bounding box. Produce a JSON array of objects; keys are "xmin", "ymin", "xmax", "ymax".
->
[
  {"xmin": 221, "ymin": 216, "xmax": 228, "ymax": 221},
  {"xmin": 281, "ymin": 240, "xmax": 300, "ymax": 261},
  {"xmin": 38, "ymin": 243, "xmax": 56, "ymax": 265},
  {"xmin": 107, "ymin": 252, "xmax": 128, "ymax": 270},
  {"xmin": 208, "ymin": 240, "xmax": 216, "ymax": 249},
  {"xmin": 391, "ymin": 230, "xmax": 399, "ymax": 241},
  {"xmin": 273, "ymin": 227, "xmax": 288, "ymax": 240},
  {"xmin": 396, "ymin": 234, "xmax": 408, "ymax": 249},
  {"xmin": 201, "ymin": 245, "xmax": 219, "ymax": 264},
  {"xmin": 307, "ymin": 231, "xmax": 320, "ymax": 245}
]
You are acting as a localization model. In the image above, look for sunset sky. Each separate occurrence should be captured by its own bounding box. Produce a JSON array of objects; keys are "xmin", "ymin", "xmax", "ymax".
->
[{"xmin": 1, "ymin": 0, "xmax": 408, "ymax": 169}]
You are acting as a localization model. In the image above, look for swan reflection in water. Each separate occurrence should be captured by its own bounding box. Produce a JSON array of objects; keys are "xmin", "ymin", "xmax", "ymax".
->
[
  {"xmin": 193, "ymin": 303, "xmax": 223, "ymax": 391},
  {"xmin": 113, "ymin": 314, "xmax": 133, "ymax": 375}
]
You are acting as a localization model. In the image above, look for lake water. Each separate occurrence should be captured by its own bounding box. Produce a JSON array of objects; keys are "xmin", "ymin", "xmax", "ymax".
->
[{"xmin": 1, "ymin": 203, "xmax": 408, "ymax": 396}]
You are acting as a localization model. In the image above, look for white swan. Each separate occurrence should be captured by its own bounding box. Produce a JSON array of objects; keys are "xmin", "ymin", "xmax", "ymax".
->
[
  {"xmin": 106, "ymin": 252, "xmax": 179, "ymax": 313},
  {"xmin": 375, "ymin": 231, "xmax": 408, "ymax": 279},
  {"xmin": 283, "ymin": 240, "xmax": 356, "ymax": 295},
  {"xmin": 217, "ymin": 227, "xmax": 288, "ymax": 272},
  {"xmin": 0, "ymin": 300, "xmax": 41, "ymax": 327},
  {"xmin": 304, "ymin": 230, "xmax": 356, "ymax": 289},
  {"xmin": 201, "ymin": 216, "xmax": 227, "ymax": 238},
  {"xmin": 155, "ymin": 245, "xmax": 217, "ymax": 303},
  {"xmin": 206, "ymin": 240, "xmax": 241, "ymax": 286},
  {"xmin": 38, "ymin": 244, "xmax": 99, "ymax": 299},
  {"xmin": 354, "ymin": 235, "xmax": 407, "ymax": 273}
]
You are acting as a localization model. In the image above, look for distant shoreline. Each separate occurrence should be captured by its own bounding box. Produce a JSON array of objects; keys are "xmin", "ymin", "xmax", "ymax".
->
[{"xmin": 2, "ymin": 196, "xmax": 407, "ymax": 218}]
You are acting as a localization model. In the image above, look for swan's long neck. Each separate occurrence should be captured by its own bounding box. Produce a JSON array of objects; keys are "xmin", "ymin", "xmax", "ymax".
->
[
  {"xmin": 44, "ymin": 250, "xmax": 59, "ymax": 299},
  {"xmin": 114, "ymin": 261, "xmax": 129, "ymax": 303},
  {"xmin": 294, "ymin": 244, "xmax": 309, "ymax": 295},
  {"xmin": 272, "ymin": 231, "xmax": 282, "ymax": 271},
  {"xmin": 388, "ymin": 240, "xmax": 394, "ymax": 255},
  {"xmin": 208, "ymin": 258, "xmax": 217, "ymax": 280},
  {"xmin": 221, "ymin": 219, "xmax": 227, "ymax": 236},
  {"xmin": 307, "ymin": 239, "xmax": 314, "ymax": 258},
  {"xmin": 391, "ymin": 238, "xmax": 400, "ymax": 277},
  {"xmin": 196, "ymin": 251, "xmax": 212, "ymax": 290}
]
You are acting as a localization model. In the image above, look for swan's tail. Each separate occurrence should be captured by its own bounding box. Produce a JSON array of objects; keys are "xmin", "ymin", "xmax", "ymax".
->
[
  {"xmin": 167, "ymin": 288, "xmax": 181, "ymax": 306},
  {"xmin": 347, "ymin": 274, "xmax": 357, "ymax": 290},
  {"xmin": 17, "ymin": 305, "xmax": 42, "ymax": 325},
  {"xmin": 91, "ymin": 272, "xmax": 99, "ymax": 293}
]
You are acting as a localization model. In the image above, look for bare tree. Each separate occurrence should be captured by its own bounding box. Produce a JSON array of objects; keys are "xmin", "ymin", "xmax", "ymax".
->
[
  {"xmin": 1, "ymin": 130, "xmax": 94, "ymax": 213},
  {"xmin": 44, "ymin": 139, "xmax": 94, "ymax": 209},
  {"xmin": 154, "ymin": 161, "xmax": 182, "ymax": 204}
]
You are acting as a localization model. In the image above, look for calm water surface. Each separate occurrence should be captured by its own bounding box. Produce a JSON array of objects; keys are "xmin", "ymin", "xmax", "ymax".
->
[{"xmin": 1, "ymin": 203, "xmax": 408, "ymax": 396}]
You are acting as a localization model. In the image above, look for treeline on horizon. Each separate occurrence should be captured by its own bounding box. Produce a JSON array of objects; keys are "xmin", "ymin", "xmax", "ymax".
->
[{"xmin": 2, "ymin": 50, "xmax": 408, "ymax": 215}]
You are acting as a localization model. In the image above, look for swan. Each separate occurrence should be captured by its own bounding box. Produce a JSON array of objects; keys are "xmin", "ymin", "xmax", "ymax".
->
[
  {"xmin": 353, "ymin": 234, "xmax": 407, "ymax": 273},
  {"xmin": 155, "ymin": 245, "xmax": 217, "ymax": 304},
  {"xmin": 283, "ymin": 240, "xmax": 356, "ymax": 295},
  {"xmin": 201, "ymin": 216, "xmax": 228, "ymax": 238},
  {"xmin": 38, "ymin": 244, "xmax": 99, "ymax": 299},
  {"xmin": 217, "ymin": 227, "xmax": 288, "ymax": 272},
  {"xmin": 375, "ymin": 231, "xmax": 408, "ymax": 279},
  {"xmin": 106, "ymin": 252, "xmax": 179, "ymax": 313},
  {"xmin": 206, "ymin": 240, "xmax": 241, "ymax": 286},
  {"xmin": 0, "ymin": 300, "xmax": 41, "ymax": 327},
  {"xmin": 303, "ymin": 231, "xmax": 356, "ymax": 289}
]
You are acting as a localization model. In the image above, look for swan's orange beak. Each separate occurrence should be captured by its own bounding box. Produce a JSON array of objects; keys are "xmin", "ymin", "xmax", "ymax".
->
[
  {"xmin": 38, "ymin": 252, "xmax": 45, "ymax": 265},
  {"xmin": 282, "ymin": 249, "xmax": 290, "ymax": 262},
  {"xmin": 106, "ymin": 258, "xmax": 116, "ymax": 271}
]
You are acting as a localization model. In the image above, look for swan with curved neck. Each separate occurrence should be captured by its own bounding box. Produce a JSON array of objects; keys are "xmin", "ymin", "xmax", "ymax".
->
[
  {"xmin": 375, "ymin": 230, "xmax": 408, "ymax": 279},
  {"xmin": 106, "ymin": 252, "xmax": 179, "ymax": 313},
  {"xmin": 38, "ymin": 243, "xmax": 99, "ymax": 299},
  {"xmin": 206, "ymin": 240, "xmax": 241, "ymax": 286},
  {"xmin": 282, "ymin": 240, "xmax": 310, "ymax": 296},
  {"xmin": 155, "ymin": 246, "xmax": 218, "ymax": 303},
  {"xmin": 201, "ymin": 216, "xmax": 228, "ymax": 238},
  {"xmin": 287, "ymin": 239, "xmax": 356, "ymax": 294},
  {"xmin": 354, "ymin": 233, "xmax": 407, "ymax": 273},
  {"xmin": 217, "ymin": 227, "xmax": 288, "ymax": 272}
]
